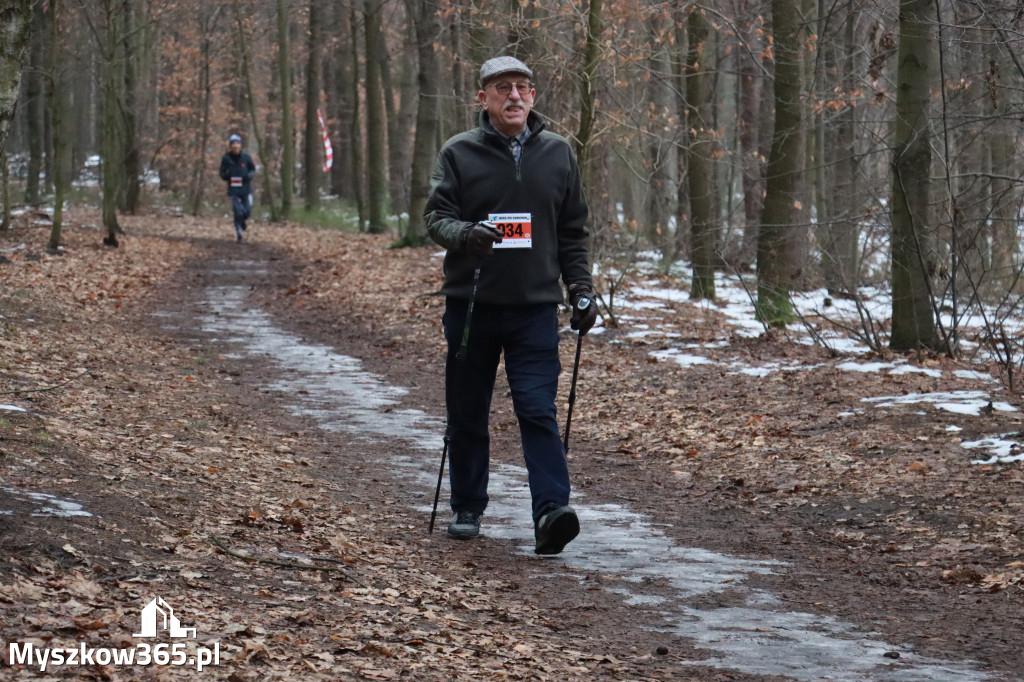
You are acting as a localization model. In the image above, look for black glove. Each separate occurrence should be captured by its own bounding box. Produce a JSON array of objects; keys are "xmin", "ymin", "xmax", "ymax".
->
[
  {"xmin": 568, "ymin": 284, "xmax": 598, "ymax": 336},
  {"xmin": 461, "ymin": 222, "xmax": 503, "ymax": 258}
]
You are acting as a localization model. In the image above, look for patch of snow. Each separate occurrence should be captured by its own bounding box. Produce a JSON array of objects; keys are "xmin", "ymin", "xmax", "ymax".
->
[
  {"xmin": 614, "ymin": 296, "xmax": 667, "ymax": 311},
  {"xmin": 627, "ymin": 330, "xmax": 677, "ymax": 339},
  {"xmin": 862, "ymin": 391, "xmax": 1017, "ymax": 416},
  {"xmin": 837, "ymin": 412, "xmax": 855, "ymax": 418},
  {"xmin": 729, "ymin": 364, "xmax": 777, "ymax": 377},
  {"xmin": 946, "ymin": 425, "xmax": 963, "ymax": 432},
  {"xmin": 631, "ymin": 285, "xmax": 690, "ymax": 304},
  {"xmin": 953, "ymin": 370, "xmax": 993, "ymax": 382},
  {"xmin": 888, "ymin": 364, "xmax": 943, "ymax": 378},
  {"xmin": 651, "ymin": 349, "xmax": 713, "ymax": 369},
  {"xmin": 837, "ymin": 361, "xmax": 895, "ymax": 373},
  {"xmin": 1, "ymin": 487, "xmax": 93, "ymax": 518},
  {"xmin": 0, "ymin": 404, "xmax": 27, "ymax": 412},
  {"xmin": 962, "ymin": 435, "xmax": 1024, "ymax": 464}
]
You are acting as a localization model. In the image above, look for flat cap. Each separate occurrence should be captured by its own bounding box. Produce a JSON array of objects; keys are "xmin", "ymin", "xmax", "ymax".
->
[{"xmin": 479, "ymin": 56, "xmax": 533, "ymax": 86}]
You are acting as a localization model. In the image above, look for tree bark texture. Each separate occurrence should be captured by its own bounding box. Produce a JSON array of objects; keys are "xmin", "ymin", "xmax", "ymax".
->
[
  {"xmin": 363, "ymin": 0, "xmax": 389, "ymax": 233},
  {"xmin": 277, "ymin": 0, "xmax": 294, "ymax": 217},
  {"xmin": 889, "ymin": 0, "xmax": 939, "ymax": 350},
  {"xmin": 756, "ymin": 0, "xmax": 805, "ymax": 325},
  {"xmin": 403, "ymin": 0, "xmax": 441, "ymax": 246},
  {"xmin": 687, "ymin": 7, "xmax": 718, "ymax": 300},
  {"xmin": 303, "ymin": 0, "xmax": 323, "ymax": 210},
  {"xmin": 23, "ymin": 0, "xmax": 43, "ymax": 205}
]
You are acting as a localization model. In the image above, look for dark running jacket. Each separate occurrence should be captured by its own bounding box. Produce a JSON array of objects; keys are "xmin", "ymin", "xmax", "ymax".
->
[
  {"xmin": 424, "ymin": 110, "xmax": 593, "ymax": 306},
  {"xmin": 219, "ymin": 151, "xmax": 256, "ymax": 198}
]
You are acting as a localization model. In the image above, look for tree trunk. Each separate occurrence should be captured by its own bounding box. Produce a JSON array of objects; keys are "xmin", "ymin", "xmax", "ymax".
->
[
  {"xmin": 756, "ymin": 0, "xmax": 805, "ymax": 325},
  {"xmin": 644, "ymin": 12, "xmax": 676, "ymax": 257},
  {"xmin": 349, "ymin": 4, "xmax": 366, "ymax": 229},
  {"xmin": 47, "ymin": 0, "xmax": 70, "ymax": 252},
  {"xmin": 303, "ymin": 0, "xmax": 323, "ymax": 210},
  {"xmin": 277, "ymin": 0, "xmax": 294, "ymax": 218},
  {"xmin": 189, "ymin": 6, "xmax": 220, "ymax": 216},
  {"xmin": 388, "ymin": 33, "xmax": 417, "ymax": 219},
  {"xmin": 100, "ymin": 0, "xmax": 122, "ymax": 245},
  {"xmin": 889, "ymin": 0, "xmax": 939, "ymax": 350},
  {"xmin": 24, "ymin": 0, "xmax": 43, "ymax": 205},
  {"xmin": 825, "ymin": 7, "xmax": 861, "ymax": 294},
  {"xmin": 363, "ymin": 0, "xmax": 389, "ymax": 233},
  {"xmin": 402, "ymin": 0, "xmax": 441, "ymax": 247},
  {"xmin": 987, "ymin": 32, "xmax": 1018, "ymax": 296},
  {"xmin": 326, "ymin": 2, "xmax": 355, "ymax": 200},
  {"xmin": 672, "ymin": 9, "xmax": 689, "ymax": 260},
  {"xmin": 232, "ymin": 0, "xmax": 279, "ymax": 221},
  {"xmin": 687, "ymin": 7, "xmax": 718, "ymax": 300},
  {"xmin": 119, "ymin": 0, "xmax": 141, "ymax": 214},
  {"xmin": 575, "ymin": 0, "xmax": 602, "ymax": 191},
  {"xmin": 1, "ymin": 147, "xmax": 8, "ymax": 230},
  {"xmin": 735, "ymin": 1, "xmax": 764, "ymax": 268}
]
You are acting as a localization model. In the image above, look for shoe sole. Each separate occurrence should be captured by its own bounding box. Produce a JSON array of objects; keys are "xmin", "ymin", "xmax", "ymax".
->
[
  {"xmin": 446, "ymin": 526, "xmax": 480, "ymax": 540},
  {"xmin": 535, "ymin": 508, "xmax": 580, "ymax": 555}
]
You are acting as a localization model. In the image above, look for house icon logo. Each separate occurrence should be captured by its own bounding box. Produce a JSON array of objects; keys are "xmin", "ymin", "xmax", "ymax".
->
[{"xmin": 133, "ymin": 597, "xmax": 197, "ymax": 639}]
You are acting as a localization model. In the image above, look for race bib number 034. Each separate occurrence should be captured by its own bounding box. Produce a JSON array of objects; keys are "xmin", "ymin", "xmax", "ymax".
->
[{"xmin": 489, "ymin": 213, "xmax": 532, "ymax": 249}]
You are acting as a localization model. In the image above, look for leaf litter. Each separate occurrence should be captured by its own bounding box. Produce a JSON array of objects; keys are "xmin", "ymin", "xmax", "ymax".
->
[{"xmin": 0, "ymin": 208, "xmax": 1021, "ymax": 679}]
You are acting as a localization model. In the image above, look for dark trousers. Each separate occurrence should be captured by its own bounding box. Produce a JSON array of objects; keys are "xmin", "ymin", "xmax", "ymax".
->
[
  {"xmin": 443, "ymin": 298, "xmax": 570, "ymax": 522},
  {"xmin": 231, "ymin": 195, "xmax": 251, "ymax": 238}
]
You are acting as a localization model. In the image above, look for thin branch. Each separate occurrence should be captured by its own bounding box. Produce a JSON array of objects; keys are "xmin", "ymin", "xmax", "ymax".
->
[
  {"xmin": 209, "ymin": 535, "xmax": 364, "ymax": 587},
  {"xmin": 0, "ymin": 370, "xmax": 90, "ymax": 395}
]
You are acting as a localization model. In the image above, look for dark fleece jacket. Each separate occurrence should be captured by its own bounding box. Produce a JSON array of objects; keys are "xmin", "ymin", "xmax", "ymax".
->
[{"xmin": 424, "ymin": 110, "xmax": 593, "ymax": 306}]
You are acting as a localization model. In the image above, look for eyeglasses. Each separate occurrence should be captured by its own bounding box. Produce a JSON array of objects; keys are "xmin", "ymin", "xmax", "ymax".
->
[{"xmin": 487, "ymin": 81, "xmax": 533, "ymax": 96}]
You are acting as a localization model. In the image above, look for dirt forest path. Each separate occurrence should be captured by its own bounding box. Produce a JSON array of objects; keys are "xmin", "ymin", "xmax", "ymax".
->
[{"xmin": 0, "ymin": 211, "xmax": 1021, "ymax": 680}]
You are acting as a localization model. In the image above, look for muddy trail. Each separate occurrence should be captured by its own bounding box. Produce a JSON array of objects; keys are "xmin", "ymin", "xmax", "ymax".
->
[
  {"xmin": 1, "ymin": 217, "xmax": 1021, "ymax": 680},
  {"xmin": 160, "ymin": 236, "xmax": 1018, "ymax": 680}
]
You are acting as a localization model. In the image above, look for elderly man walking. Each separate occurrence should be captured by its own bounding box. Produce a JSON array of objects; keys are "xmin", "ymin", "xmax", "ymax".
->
[{"xmin": 425, "ymin": 56, "xmax": 598, "ymax": 555}]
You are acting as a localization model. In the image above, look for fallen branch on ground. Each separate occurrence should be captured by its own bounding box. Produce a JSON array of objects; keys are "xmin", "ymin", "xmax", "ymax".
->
[{"xmin": 209, "ymin": 535, "xmax": 365, "ymax": 587}]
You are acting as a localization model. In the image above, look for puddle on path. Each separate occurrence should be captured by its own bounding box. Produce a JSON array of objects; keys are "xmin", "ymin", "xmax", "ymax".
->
[{"xmin": 190, "ymin": 274, "xmax": 997, "ymax": 682}]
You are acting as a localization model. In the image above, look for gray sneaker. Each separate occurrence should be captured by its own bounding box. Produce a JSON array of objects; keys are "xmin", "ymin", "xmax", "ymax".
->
[
  {"xmin": 534, "ymin": 506, "xmax": 579, "ymax": 555},
  {"xmin": 447, "ymin": 510, "xmax": 481, "ymax": 539}
]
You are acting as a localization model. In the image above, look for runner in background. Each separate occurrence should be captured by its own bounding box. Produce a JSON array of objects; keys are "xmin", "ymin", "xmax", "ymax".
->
[
  {"xmin": 218, "ymin": 134, "xmax": 256, "ymax": 243},
  {"xmin": 424, "ymin": 56, "xmax": 598, "ymax": 554}
]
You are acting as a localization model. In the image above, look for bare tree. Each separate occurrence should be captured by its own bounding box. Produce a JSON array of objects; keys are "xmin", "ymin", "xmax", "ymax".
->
[
  {"xmin": 889, "ymin": 0, "xmax": 938, "ymax": 350},
  {"xmin": 687, "ymin": 6, "xmax": 719, "ymax": 300},
  {"xmin": 363, "ymin": 0, "xmax": 389, "ymax": 232},
  {"xmin": 756, "ymin": 0, "xmax": 806, "ymax": 325},
  {"xmin": 276, "ymin": 0, "xmax": 294, "ymax": 218},
  {"xmin": 402, "ymin": 0, "xmax": 442, "ymax": 247},
  {"xmin": 303, "ymin": 0, "xmax": 323, "ymax": 211}
]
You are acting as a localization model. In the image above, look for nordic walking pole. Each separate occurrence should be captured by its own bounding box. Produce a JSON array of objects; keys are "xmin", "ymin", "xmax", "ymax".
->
[
  {"xmin": 430, "ymin": 265, "xmax": 482, "ymax": 533},
  {"xmin": 563, "ymin": 332, "xmax": 583, "ymax": 453},
  {"xmin": 428, "ymin": 436, "xmax": 448, "ymax": 534},
  {"xmin": 563, "ymin": 295, "xmax": 590, "ymax": 453}
]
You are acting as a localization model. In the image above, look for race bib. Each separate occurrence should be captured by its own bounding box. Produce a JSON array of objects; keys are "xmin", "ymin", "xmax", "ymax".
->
[
  {"xmin": 489, "ymin": 213, "xmax": 532, "ymax": 249},
  {"xmin": 230, "ymin": 177, "xmax": 243, "ymax": 187}
]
